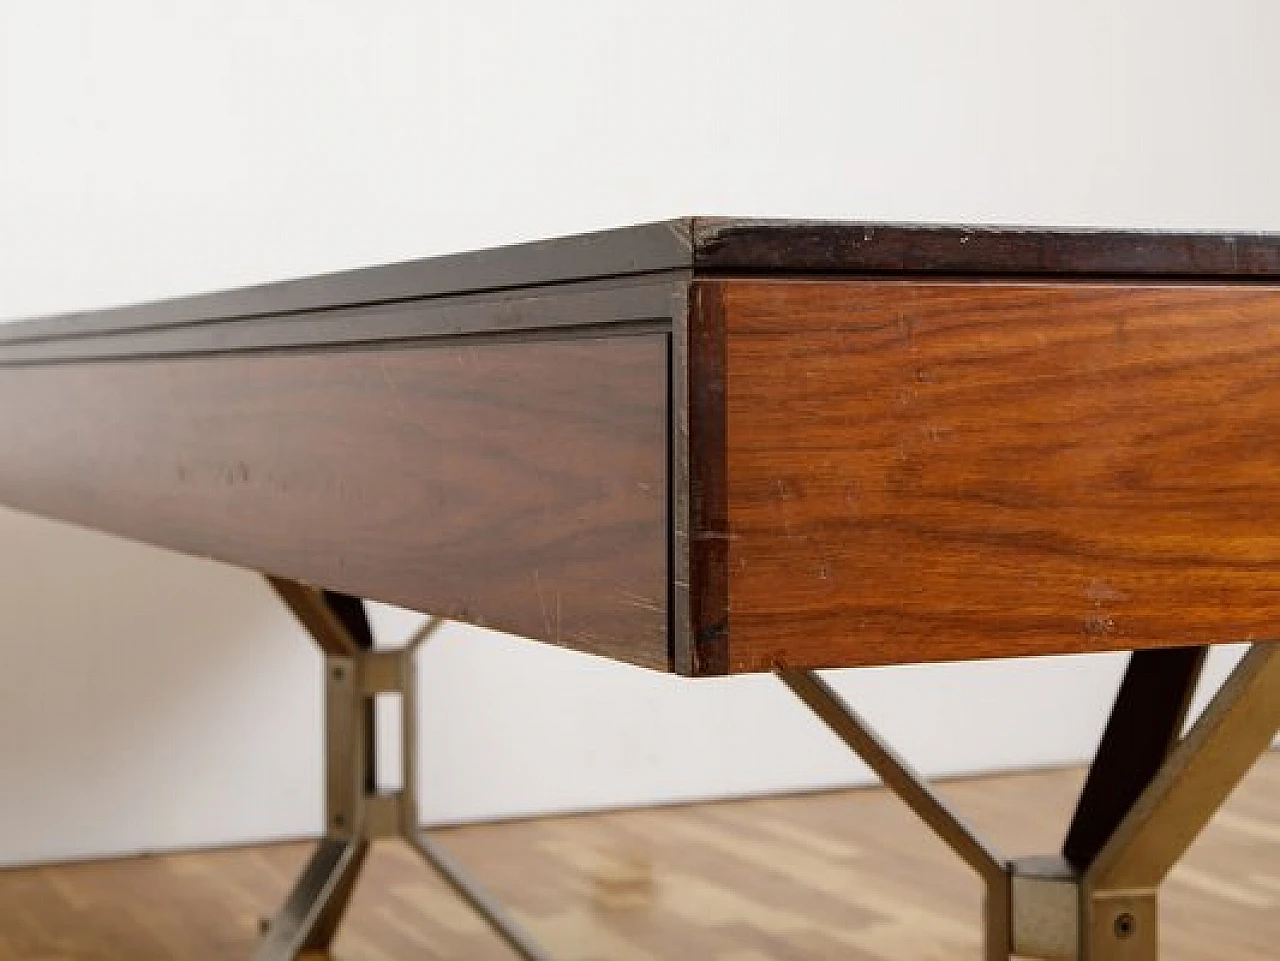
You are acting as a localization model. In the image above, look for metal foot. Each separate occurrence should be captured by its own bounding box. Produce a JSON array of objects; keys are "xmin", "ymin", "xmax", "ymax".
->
[
  {"xmin": 254, "ymin": 837, "xmax": 369, "ymax": 960},
  {"xmin": 263, "ymin": 577, "xmax": 553, "ymax": 960},
  {"xmin": 779, "ymin": 642, "xmax": 1280, "ymax": 960}
]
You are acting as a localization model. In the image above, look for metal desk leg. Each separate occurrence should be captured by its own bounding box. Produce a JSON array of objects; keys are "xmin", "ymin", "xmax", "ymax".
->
[
  {"xmin": 262, "ymin": 574, "xmax": 1277, "ymax": 960},
  {"xmin": 259, "ymin": 576, "xmax": 554, "ymax": 961},
  {"xmin": 777, "ymin": 668, "xmax": 1013, "ymax": 957},
  {"xmin": 1078, "ymin": 642, "xmax": 1280, "ymax": 960},
  {"xmin": 779, "ymin": 642, "xmax": 1280, "ymax": 960},
  {"xmin": 254, "ymin": 837, "xmax": 369, "ymax": 958}
]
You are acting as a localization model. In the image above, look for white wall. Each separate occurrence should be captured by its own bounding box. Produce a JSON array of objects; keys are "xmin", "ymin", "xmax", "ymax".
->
[{"xmin": 1, "ymin": 1, "xmax": 1277, "ymax": 866}]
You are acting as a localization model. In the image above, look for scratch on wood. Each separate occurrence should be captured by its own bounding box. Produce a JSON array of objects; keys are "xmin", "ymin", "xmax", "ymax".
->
[
  {"xmin": 1086, "ymin": 580, "xmax": 1128, "ymax": 604},
  {"xmin": 1084, "ymin": 613, "xmax": 1117, "ymax": 636},
  {"xmin": 616, "ymin": 589, "xmax": 663, "ymax": 613},
  {"xmin": 533, "ymin": 569, "xmax": 553, "ymax": 640}
]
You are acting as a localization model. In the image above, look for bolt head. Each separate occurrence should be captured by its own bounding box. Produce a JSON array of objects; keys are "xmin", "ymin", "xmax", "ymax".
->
[{"xmin": 1114, "ymin": 912, "xmax": 1137, "ymax": 939}]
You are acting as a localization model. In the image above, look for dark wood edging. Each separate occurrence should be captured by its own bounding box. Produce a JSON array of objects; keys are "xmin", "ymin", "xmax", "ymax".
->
[
  {"xmin": 5, "ymin": 216, "xmax": 1280, "ymax": 361},
  {"xmin": 691, "ymin": 218, "xmax": 1280, "ymax": 279},
  {"xmin": 0, "ymin": 276, "xmax": 685, "ymax": 365},
  {"xmin": 0, "ymin": 221, "xmax": 696, "ymax": 347}
]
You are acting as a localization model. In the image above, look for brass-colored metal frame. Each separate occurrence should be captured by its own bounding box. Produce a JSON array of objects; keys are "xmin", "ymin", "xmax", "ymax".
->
[
  {"xmin": 258, "ymin": 577, "xmax": 553, "ymax": 961},
  {"xmin": 778, "ymin": 641, "xmax": 1280, "ymax": 960},
  {"xmin": 262, "ymin": 574, "xmax": 1278, "ymax": 960}
]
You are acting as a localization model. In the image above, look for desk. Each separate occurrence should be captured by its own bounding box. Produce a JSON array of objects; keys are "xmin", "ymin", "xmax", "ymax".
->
[{"xmin": 2, "ymin": 219, "xmax": 1278, "ymax": 959}]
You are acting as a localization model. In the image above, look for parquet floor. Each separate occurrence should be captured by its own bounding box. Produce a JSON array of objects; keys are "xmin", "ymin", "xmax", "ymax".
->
[{"xmin": 1, "ymin": 755, "xmax": 1277, "ymax": 959}]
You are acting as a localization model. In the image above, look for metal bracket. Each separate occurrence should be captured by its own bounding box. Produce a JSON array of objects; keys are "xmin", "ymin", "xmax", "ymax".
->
[
  {"xmin": 257, "ymin": 577, "xmax": 553, "ymax": 961},
  {"xmin": 779, "ymin": 641, "xmax": 1280, "ymax": 961}
]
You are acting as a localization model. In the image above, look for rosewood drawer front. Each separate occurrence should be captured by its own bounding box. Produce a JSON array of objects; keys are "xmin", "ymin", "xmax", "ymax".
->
[
  {"xmin": 0, "ymin": 335, "xmax": 671, "ymax": 669},
  {"xmin": 691, "ymin": 280, "xmax": 1280, "ymax": 673}
]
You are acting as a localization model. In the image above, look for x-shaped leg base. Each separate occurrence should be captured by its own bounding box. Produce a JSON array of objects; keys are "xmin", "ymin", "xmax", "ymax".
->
[
  {"xmin": 779, "ymin": 641, "xmax": 1280, "ymax": 960},
  {"xmin": 258, "ymin": 574, "xmax": 1278, "ymax": 960},
  {"xmin": 256, "ymin": 578, "xmax": 552, "ymax": 961}
]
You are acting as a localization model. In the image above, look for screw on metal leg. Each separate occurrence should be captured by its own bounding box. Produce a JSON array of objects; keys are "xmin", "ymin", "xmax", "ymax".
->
[
  {"xmin": 1082, "ymin": 891, "xmax": 1157, "ymax": 961},
  {"xmin": 779, "ymin": 644, "xmax": 1280, "ymax": 961}
]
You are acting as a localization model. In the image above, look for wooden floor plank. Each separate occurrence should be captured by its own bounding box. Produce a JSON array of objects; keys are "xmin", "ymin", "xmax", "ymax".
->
[{"xmin": 0, "ymin": 755, "xmax": 1275, "ymax": 959}]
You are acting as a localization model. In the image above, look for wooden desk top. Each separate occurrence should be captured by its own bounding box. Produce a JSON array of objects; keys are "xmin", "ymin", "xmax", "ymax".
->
[{"xmin": 3, "ymin": 218, "xmax": 1280, "ymax": 674}]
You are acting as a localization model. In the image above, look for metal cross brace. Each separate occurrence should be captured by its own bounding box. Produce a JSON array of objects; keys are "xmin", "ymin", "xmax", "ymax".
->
[
  {"xmin": 256, "ymin": 577, "xmax": 553, "ymax": 961},
  {"xmin": 778, "ymin": 641, "xmax": 1280, "ymax": 960}
]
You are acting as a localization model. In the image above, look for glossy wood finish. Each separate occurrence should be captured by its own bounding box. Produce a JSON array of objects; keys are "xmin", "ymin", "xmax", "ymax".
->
[
  {"xmin": 7, "ymin": 218, "xmax": 1280, "ymax": 674},
  {"xmin": 3, "ymin": 755, "xmax": 1277, "ymax": 960},
  {"xmin": 0, "ymin": 335, "xmax": 670, "ymax": 668},
  {"xmin": 698, "ymin": 280, "xmax": 1280, "ymax": 671}
]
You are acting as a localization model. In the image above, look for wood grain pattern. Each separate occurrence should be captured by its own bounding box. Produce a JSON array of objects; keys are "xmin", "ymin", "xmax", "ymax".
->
[
  {"xmin": 699, "ymin": 279, "xmax": 1280, "ymax": 671},
  {"xmin": 3, "ymin": 755, "xmax": 1277, "ymax": 959},
  {"xmin": 0, "ymin": 335, "xmax": 670, "ymax": 668}
]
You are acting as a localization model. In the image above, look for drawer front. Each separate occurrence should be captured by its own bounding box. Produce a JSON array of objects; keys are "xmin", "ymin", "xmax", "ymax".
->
[
  {"xmin": 696, "ymin": 280, "xmax": 1280, "ymax": 671},
  {"xmin": 0, "ymin": 334, "xmax": 671, "ymax": 668}
]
